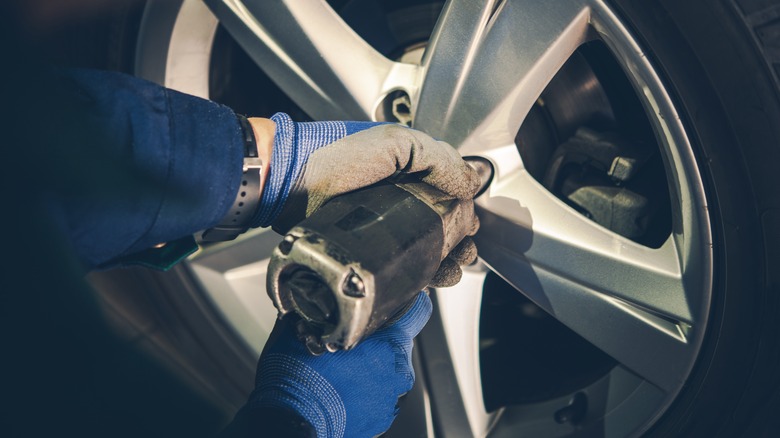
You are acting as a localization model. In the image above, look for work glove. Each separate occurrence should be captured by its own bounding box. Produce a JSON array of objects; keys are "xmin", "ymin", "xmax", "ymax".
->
[
  {"xmin": 246, "ymin": 291, "xmax": 432, "ymax": 438},
  {"xmin": 253, "ymin": 113, "xmax": 481, "ymax": 287}
]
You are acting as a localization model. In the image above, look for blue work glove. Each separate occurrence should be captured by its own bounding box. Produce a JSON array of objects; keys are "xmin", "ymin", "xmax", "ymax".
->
[{"xmin": 246, "ymin": 291, "xmax": 432, "ymax": 438}]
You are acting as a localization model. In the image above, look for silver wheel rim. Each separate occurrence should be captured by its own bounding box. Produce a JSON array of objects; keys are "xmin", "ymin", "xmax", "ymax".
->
[{"xmin": 136, "ymin": 1, "xmax": 713, "ymax": 436}]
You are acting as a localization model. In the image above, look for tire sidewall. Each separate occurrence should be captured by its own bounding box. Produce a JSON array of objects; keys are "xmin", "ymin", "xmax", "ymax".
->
[{"xmin": 607, "ymin": 0, "xmax": 780, "ymax": 436}]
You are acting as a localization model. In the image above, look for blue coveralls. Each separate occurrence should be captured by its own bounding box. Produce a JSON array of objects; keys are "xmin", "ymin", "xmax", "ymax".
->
[{"xmin": 1, "ymin": 68, "xmax": 314, "ymax": 437}]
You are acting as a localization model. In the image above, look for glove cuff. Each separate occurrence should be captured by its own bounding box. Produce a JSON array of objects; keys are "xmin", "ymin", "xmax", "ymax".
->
[
  {"xmin": 224, "ymin": 405, "xmax": 316, "ymax": 438},
  {"xmin": 251, "ymin": 353, "xmax": 347, "ymax": 438},
  {"xmin": 251, "ymin": 113, "xmax": 390, "ymax": 228},
  {"xmin": 252, "ymin": 113, "xmax": 348, "ymax": 227}
]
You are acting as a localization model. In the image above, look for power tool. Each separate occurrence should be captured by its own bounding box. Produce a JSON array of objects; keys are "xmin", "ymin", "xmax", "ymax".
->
[{"xmin": 266, "ymin": 158, "xmax": 492, "ymax": 355}]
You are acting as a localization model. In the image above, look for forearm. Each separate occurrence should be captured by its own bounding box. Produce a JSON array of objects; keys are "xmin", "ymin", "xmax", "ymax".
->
[{"xmin": 46, "ymin": 69, "xmax": 250, "ymax": 269}]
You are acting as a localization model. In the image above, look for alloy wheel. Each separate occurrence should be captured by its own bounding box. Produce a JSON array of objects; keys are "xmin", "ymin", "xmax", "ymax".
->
[{"xmin": 135, "ymin": 1, "xmax": 713, "ymax": 436}]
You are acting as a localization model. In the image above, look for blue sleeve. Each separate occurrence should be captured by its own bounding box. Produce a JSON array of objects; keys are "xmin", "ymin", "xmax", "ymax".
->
[{"xmin": 48, "ymin": 69, "xmax": 244, "ymax": 269}]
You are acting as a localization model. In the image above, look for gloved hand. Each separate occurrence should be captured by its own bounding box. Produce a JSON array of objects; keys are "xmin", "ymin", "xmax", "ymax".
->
[
  {"xmin": 253, "ymin": 113, "xmax": 481, "ymax": 287},
  {"xmin": 245, "ymin": 291, "xmax": 432, "ymax": 438}
]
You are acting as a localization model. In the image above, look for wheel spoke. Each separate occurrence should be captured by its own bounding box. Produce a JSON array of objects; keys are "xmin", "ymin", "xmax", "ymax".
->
[
  {"xmin": 472, "ymin": 146, "xmax": 700, "ymax": 392},
  {"xmin": 414, "ymin": 0, "xmax": 591, "ymax": 146},
  {"xmin": 187, "ymin": 229, "xmax": 284, "ymax": 357},
  {"xmin": 482, "ymin": 148, "xmax": 692, "ymax": 322},
  {"xmin": 203, "ymin": 0, "xmax": 419, "ymax": 120},
  {"xmin": 434, "ymin": 267, "xmax": 498, "ymax": 436}
]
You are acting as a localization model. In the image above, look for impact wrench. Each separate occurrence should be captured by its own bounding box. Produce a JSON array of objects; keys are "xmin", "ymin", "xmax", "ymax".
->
[{"xmin": 266, "ymin": 157, "xmax": 493, "ymax": 355}]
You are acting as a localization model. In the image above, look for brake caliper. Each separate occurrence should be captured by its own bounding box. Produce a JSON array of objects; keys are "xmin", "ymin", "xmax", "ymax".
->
[{"xmin": 543, "ymin": 127, "xmax": 659, "ymax": 241}]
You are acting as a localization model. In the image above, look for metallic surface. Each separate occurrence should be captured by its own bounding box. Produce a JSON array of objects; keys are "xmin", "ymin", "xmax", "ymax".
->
[
  {"xmin": 415, "ymin": 2, "xmax": 712, "ymax": 434},
  {"xmin": 202, "ymin": 0, "xmax": 420, "ymax": 120},
  {"xmin": 136, "ymin": 1, "xmax": 714, "ymax": 436},
  {"xmin": 267, "ymin": 181, "xmax": 473, "ymax": 353}
]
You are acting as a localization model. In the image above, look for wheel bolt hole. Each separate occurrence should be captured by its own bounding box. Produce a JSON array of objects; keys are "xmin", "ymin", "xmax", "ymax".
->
[{"xmin": 377, "ymin": 90, "xmax": 413, "ymax": 126}]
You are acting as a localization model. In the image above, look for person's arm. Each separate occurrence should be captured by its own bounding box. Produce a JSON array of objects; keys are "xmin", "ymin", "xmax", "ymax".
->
[
  {"xmin": 247, "ymin": 117, "xmax": 276, "ymax": 194},
  {"xmin": 45, "ymin": 68, "xmax": 248, "ymax": 269},
  {"xmin": 48, "ymin": 70, "xmax": 480, "ymax": 273},
  {"xmin": 46, "ymin": 69, "xmax": 479, "ymax": 437}
]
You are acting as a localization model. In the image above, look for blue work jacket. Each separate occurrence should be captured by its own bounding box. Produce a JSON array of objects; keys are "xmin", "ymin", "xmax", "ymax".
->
[{"xmin": 47, "ymin": 69, "xmax": 246, "ymax": 269}]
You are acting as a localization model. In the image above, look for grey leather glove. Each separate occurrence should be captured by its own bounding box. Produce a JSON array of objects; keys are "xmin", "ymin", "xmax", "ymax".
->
[{"xmin": 274, "ymin": 123, "xmax": 482, "ymax": 287}]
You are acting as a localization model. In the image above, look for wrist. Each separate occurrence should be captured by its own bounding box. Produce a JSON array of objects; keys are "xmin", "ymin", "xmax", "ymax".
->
[
  {"xmin": 201, "ymin": 115, "xmax": 274, "ymax": 242},
  {"xmin": 248, "ymin": 117, "xmax": 275, "ymax": 198}
]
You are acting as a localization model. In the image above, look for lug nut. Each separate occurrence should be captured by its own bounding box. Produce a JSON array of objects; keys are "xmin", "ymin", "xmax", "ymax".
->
[{"xmin": 392, "ymin": 94, "xmax": 413, "ymax": 127}]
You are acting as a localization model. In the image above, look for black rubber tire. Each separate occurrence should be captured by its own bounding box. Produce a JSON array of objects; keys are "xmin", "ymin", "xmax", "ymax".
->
[{"xmin": 605, "ymin": 0, "xmax": 780, "ymax": 436}]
